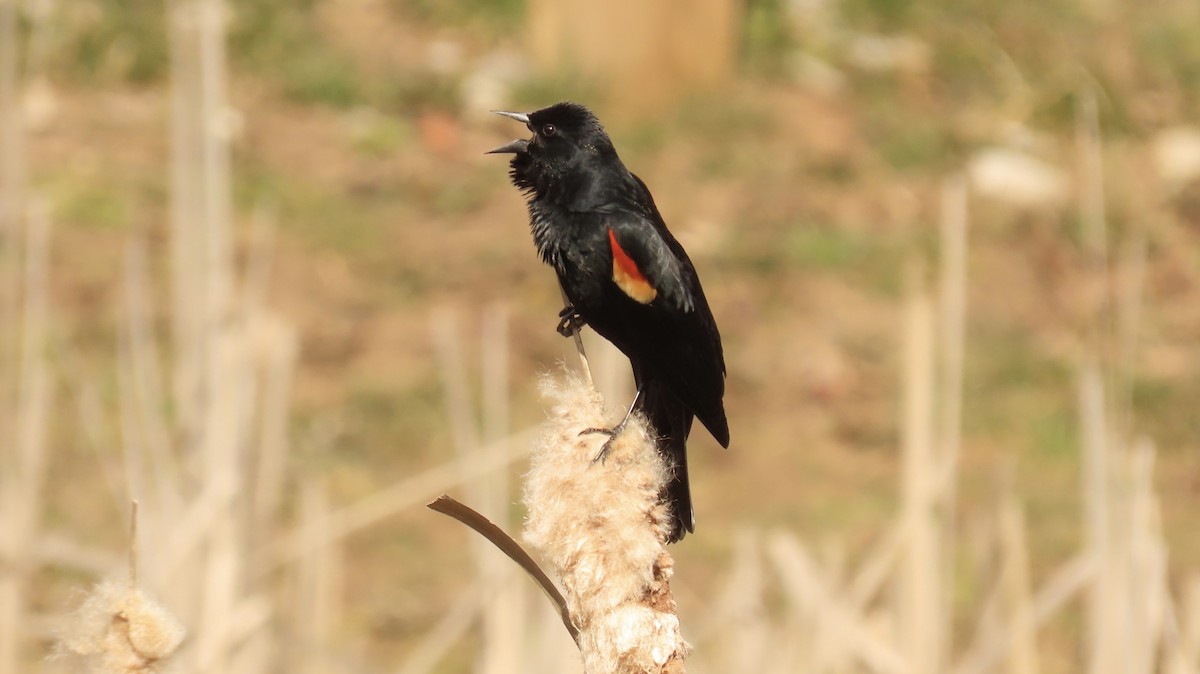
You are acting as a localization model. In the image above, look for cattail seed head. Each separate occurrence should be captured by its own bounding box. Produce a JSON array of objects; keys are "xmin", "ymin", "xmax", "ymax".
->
[
  {"xmin": 524, "ymin": 372, "xmax": 689, "ymax": 673},
  {"xmin": 57, "ymin": 580, "xmax": 185, "ymax": 673}
]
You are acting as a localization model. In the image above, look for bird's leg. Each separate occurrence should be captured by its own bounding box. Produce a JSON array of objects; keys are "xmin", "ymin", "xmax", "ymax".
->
[
  {"xmin": 556, "ymin": 304, "xmax": 585, "ymax": 337},
  {"xmin": 580, "ymin": 388, "xmax": 644, "ymax": 463}
]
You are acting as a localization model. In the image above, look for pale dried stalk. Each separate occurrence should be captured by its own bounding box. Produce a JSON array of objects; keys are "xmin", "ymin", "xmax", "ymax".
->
[
  {"xmin": 997, "ymin": 474, "xmax": 1037, "ymax": 674},
  {"xmin": 262, "ymin": 425, "xmax": 539, "ymax": 573},
  {"xmin": 123, "ymin": 242, "xmax": 182, "ymax": 515},
  {"xmin": 899, "ymin": 264, "xmax": 943, "ymax": 674},
  {"xmin": 480, "ymin": 306, "xmax": 526, "ymax": 674},
  {"xmin": 62, "ymin": 349, "xmax": 127, "ymax": 518},
  {"xmin": 1114, "ymin": 223, "xmax": 1147, "ymax": 439},
  {"xmin": 294, "ymin": 480, "xmax": 342, "ymax": 674},
  {"xmin": 395, "ymin": 582, "xmax": 490, "ymax": 674},
  {"xmin": 250, "ymin": 315, "xmax": 297, "ymax": 551},
  {"xmin": 1081, "ymin": 361, "xmax": 1120, "ymax": 674},
  {"xmin": 196, "ymin": 0, "xmax": 234, "ymax": 374},
  {"xmin": 1076, "ymin": 89, "xmax": 1109, "ymax": 322},
  {"xmin": 846, "ymin": 523, "xmax": 902, "ymax": 611},
  {"xmin": 167, "ymin": 0, "xmax": 204, "ymax": 440},
  {"xmin": 936, "ymin": 176, "xmax": 968, "ymax": 663},
  {"xmin": 961, "ymin": 569, "xmax": 1007, "ymax": 674},
  {"xmin": 936, "ymin": 175, "xmax": 968, "ymax": 497},
  {"xmin": 767, "ymin": 531, "xmax": 905, "ymax": 674},
  {"xmin": 0, "ymin": 0, "xmax": 23, "ymax": 391},
  {"xmin": 241, "ymin": 203, "xmax": 277, "ymax": 314},
  {"xmin": 1076, "ymin": 103, "xmax": 1118, "ymax": 674},
  {"xmin": 718, "ymin": 529, "xmax": 767, "ymax": 673},
  {"xmin": 954, "ymin": 555, "xmax": 1096, "ymax": 674},
  {"xmin": 433, "ymin": 309, "xmax": 483, "ymax": 472},
  {"xmin": 1129, "ymin": 440, "xmax": 1168, "ymax": 674},
  {"xmin": 0, "ymin": 6, "xmax": 24, "ymax": 669},
  {"xmin": 1176, "ymin": 577, "xmax": 1200, "ymax": 674},
  {"xmin": 114, "ymin": 3, "xmax": 296, "ymax": 672},
  {"xmin": 0, "ymin": 197, "xmax": 51, "ymax": 674},
  {"xmin": 432, "ymin": 308, "xmax": 523, "ymax": 670},
  {"xmin": 1077, "ymin": 376, "xmax": 1172, "ymax": 674},
  {"xmin": 432, "ymin": 308, "xmax": 526, "ymax": 674}
]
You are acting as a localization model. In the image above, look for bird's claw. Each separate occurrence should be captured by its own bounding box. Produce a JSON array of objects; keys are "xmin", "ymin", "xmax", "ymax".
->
[
  {"xmin": 579, "ymin": 424, "xmax": 623, "ymax": 464},
  {"xmin": 556, "ymin": 305, "xmax": 585, "ymax": 337}
]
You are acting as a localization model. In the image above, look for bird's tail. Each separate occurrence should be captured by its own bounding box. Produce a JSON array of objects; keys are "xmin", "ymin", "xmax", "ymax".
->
[{"xmin": 641, "ymin": 381, "xmax": 695, "ymax": 543}]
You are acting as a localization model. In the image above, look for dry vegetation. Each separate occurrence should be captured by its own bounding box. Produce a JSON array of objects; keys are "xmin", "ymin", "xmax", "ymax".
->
[{"xmin": 2, "ymin": 0, "xmax": 1200, "ymax": 672}]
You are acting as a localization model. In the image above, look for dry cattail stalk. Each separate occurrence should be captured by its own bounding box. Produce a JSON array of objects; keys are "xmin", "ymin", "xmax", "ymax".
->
[
  {"xmin": 56, "ymin": 580, "xmax": 185, "ymax": 674},
  {"xmin": 524, "ymin": 373, "xmax": 689, "ymax": 674}
]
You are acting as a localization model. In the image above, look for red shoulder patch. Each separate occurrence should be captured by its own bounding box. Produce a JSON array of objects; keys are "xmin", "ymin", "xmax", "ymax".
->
[{"xmin": 608, "ymin": 228, "xmax": 658, "ymax": 304}]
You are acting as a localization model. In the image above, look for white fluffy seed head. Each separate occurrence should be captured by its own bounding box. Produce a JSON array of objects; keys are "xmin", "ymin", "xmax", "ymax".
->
[
  {"xmin": 524, "ymin": 372, "xmax": 689, "ymax": 673},
  {"xmin": 57, "ymin": 580, "xmax": 185, "ymax": 673}
]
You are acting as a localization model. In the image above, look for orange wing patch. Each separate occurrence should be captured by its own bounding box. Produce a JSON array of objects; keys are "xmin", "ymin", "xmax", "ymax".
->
[{"xmin": 608, "ymin": 228, "xmax": 658, "ymax": 304}]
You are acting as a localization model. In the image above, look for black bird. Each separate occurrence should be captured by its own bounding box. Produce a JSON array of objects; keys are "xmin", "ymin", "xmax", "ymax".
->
[{"xmin": 488, "ymin": 102, "xmax": 729, "ymax": 542}]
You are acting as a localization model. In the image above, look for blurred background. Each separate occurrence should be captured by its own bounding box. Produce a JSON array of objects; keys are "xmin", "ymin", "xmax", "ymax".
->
[{"xmin": 2, "ymin": 0, "xmax": 1200, "ymax": 672}]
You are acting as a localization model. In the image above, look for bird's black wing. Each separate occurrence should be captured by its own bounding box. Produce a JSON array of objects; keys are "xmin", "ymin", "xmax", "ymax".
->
[
  {"xmin": 604, "ymin": 214, "xmax": 695, "ymax": 313},
  {"xmin": 600, "ymin": 210, "xmax": 729, "ymax": 449}
]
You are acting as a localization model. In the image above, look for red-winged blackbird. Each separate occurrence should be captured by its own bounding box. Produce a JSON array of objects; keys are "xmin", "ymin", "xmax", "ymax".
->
[{"xmin": 489, "ymin": 102, "xmax": 729, "ymax": 543}]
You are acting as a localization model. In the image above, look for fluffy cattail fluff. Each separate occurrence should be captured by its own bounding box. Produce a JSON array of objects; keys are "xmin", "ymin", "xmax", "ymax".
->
[
  {"xmin": 56, "ymin": 580, "xmax": 185, "ymax": 673},
  {"xmin": 524, "ymin": 372, "xmax": 690, "ymax": 674}
]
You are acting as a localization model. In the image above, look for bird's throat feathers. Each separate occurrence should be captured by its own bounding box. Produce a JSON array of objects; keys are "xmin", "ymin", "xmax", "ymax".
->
[
  {"xmin": 509, "ymin": 149, "xmax": 624, "ymax": 209},
  {"xmin": 527, "ymin": 203, "xmax": 570, "ymax": 269}
]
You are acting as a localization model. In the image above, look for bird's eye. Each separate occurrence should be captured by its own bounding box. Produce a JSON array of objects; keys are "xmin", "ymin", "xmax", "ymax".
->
[{"xmin": 541, "ymin": 123, "xmax": 557, "ymax": 137}]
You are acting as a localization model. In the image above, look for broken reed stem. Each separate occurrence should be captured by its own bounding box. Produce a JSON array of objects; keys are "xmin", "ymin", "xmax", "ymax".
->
[
  {"xmin": 427, "ymin": 494, "xmax": 579, "ymax": 645},
  {"xmin": 558, "ymin": 282, "xmax": 594, "ymax": 390}
]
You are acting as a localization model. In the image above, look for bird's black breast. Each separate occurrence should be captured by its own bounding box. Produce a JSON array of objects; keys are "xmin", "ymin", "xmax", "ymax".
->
[{"xmin": 528, "ymin": 202, "xmax": 612, "ymax": 304}]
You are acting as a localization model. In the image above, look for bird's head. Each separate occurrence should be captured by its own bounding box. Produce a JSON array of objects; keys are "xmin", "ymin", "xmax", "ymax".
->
[{"xmin": 487, "ymin": 102, "xmax": 620, "ymax": 200}]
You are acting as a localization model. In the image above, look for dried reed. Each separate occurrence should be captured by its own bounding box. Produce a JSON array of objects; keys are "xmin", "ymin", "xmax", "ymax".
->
[{"xmin": 0, "ymin": 200, "xmax": 52, "ymax": 674}]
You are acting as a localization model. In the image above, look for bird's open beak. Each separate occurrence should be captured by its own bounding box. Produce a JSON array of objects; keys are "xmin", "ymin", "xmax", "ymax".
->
[
  {"xmin": 485, "ymin": 138, "xmax": 529, "ymax": 155},
  {"xmin": 486, "ymin": 110, "xmax": 532, "ymax": 155},
  {"xmin": 492, "ymin": 110, "xmax": 530, "ymax": 124}
]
